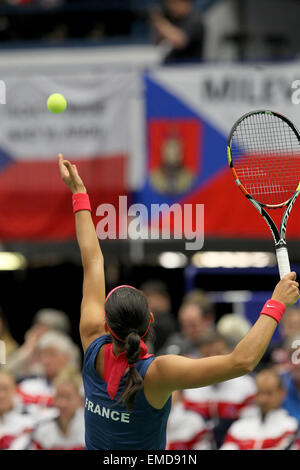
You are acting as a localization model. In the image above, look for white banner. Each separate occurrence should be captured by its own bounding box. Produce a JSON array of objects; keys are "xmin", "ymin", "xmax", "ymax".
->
[
  {"xmin": 0, "ymin": 70, "xmax": 138, "ymax": 161},
  {"xmin": 1, "ymin": 48, "xmax": 300, "ymax": 189},
  {"xmin": 149, "ymin": 61, "xmax": 300, "ymax": 136}
]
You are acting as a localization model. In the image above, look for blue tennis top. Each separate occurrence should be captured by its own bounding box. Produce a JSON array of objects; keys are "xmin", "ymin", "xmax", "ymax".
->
[{"xmin": 82, "ymin": 334, "xmax": 172, "ymax": 450}]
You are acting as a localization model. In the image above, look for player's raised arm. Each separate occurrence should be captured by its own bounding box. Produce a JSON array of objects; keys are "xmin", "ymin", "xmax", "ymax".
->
[
  {"xmin": 58, "ymin": 154, "xmax": 106, "ymax": 351},
  {"xmin": 146, "ymin": 273, "xmax": 299, "ymax": 405}
]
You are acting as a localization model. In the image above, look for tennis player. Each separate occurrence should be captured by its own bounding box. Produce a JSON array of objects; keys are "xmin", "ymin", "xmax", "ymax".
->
[{"xmin": 58, "ymin": 153, "xmax": 300, "ymax": 450}]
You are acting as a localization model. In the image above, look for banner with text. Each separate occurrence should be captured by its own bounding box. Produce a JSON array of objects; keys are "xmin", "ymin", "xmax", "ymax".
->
[
  {"xmin": 0, "ymin": 69, "xmax": 137, "ymax": 239},
  {"xmin": 1, "ymin": 55, "xmax": 300, "ymax": 241},
  {"xmin": 133, "ymin": 62, "xmax": 300, "ymax": 240}
]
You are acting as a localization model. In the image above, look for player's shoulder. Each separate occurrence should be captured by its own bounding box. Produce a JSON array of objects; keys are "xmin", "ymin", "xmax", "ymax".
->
[
  {"xmin": 144, "ymin": 354, "xmax": 176, "ymax": 385},
  {"xmin": 145, "ymin": 354, "xmax": 193, "ymax": 390},
  {"xmin": 147, "ymin": 354, "xmax": 179, "ymax": 370},
  {"xmin": 143, "ymin": 356, "xmax": 176, "ymax": 408}
]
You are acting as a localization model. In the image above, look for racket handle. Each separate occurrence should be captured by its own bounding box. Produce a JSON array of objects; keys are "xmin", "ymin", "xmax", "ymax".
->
[{"xmin": 276, "ymin": 246, "xmax": 291, "ymax": 279}]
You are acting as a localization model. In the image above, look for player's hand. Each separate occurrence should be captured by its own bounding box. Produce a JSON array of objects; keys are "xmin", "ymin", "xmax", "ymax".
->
[
  {"xmin": 272, "ymin": 272, "xmax": 300, "ymax": 307},
  {"xmin": 58, "ymin": 153, "xmax": 86, "ymax": 195}
]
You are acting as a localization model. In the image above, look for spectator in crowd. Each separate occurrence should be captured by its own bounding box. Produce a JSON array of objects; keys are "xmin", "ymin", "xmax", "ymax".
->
[
  {"xmin": 166, "ymin": 390, "xmax": 215, "ymax": 450},
  {"xmin": 150, "ymin": 0, "xmax": 205, "ymax": 63},
  {"xmin": 17, "ymin": 331, "xmax": 81, "ymax": 407},
  {"xmin": 182, "ymin": 289, "xmax": 216, "ymax": 323},
  {"xmin": 281, "ymin": 333, "xmax": 300, "ymax": 425},
  {"xmin": 12, "ymin": 370, "xmax": 85, "ymax": 450},
  {"xmin": 160, "ymin": 290, "xmax": 215, "ymax": 356},
  {"xmin": 281, "ymin": 307, "xmax": 300, "ymax": 339},
  {"xmin": 6, "ymin": 308, "xmax": 71, "ymax": 377},
  {"xmin": 140, "ymin": 280, "xmax": 178, "ymax": 353},
  {"xmin": 181, "ymin": 332, "xmax": 257, "ymax": 448},
  {"xmin": 221, "ymin": 369, "xmax": 298, "ymax": 450},
  {"xmin": 33, "ymin": 308, "xmax": 71, "ymax": 335},
  {"xmin": 0, "ymin": 370, "xmax": 35, "ymax": 450},
  {"xmin": 216, "ymin": 313, "xmax": 252, "ymax": 347},
  {"xmin": 0, "ymin": 308, "xmax": 18, "ymax": 362}
]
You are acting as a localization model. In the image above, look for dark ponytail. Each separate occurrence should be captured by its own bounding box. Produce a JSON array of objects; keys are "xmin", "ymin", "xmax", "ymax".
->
[
  {"xmin": 105, "ymin": 287, "xmax": 153, "ymax": 412},
  {"xmin": 117, "ymin": 331, "xmax": 143, "ymax": 412}
]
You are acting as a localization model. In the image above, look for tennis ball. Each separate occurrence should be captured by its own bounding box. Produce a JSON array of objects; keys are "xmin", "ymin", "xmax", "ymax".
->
[{"xmin": 47, "ymin": 93, "xmax": 67, "ymax": 114}]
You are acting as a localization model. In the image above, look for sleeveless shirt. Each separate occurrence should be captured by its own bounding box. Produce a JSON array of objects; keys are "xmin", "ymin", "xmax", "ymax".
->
[{"xmin": 82, "ymin": 334, "xmax": 171, "ymax": 450}]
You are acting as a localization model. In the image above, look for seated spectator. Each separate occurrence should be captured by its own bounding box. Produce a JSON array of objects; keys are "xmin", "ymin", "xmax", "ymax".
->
[
  {"xmin": 140, "ymin": 280, "xmax": 178, "ymax": 353},
  {"xmin": 166, "ymin": 390, "xmax": 215, "ymax": 450},
  {"xmin": 6, "ymin": 323, "xmax": 49, "ymax": 377},
  {"xmin": 281, "ymin": 333, "xmax": 300, "ymax": 425},
  {"xmin": 160, "ymin": 291, "xmax": 215, "ymax": 357},
  {"xmin": 221, "ymin": 369, "xmax": 298, "ymax": 450},
  {"xmin": 16, "ymin": 331, "xmax": 81, "ymax": 407},
  {"xmin": 6, "ymin": 308, "xmax": 72, "ymax": 377},
  {"xmin": 33, "ymin": 308, "xmax": 71, "ymax": 336},
  {"xmin": 0, "ymin": 370, "xmax": 34, "ymax": 450},
  {"xmin": 181, "ymin": 332, "xmax": 257, "ymax": 448},
  {"xmin": 182, "ymin": 288, "xmax": 215, "ymax": 319},
  {"xmin": 216, "ymin": 313, "xmax": 251, "ymax": 347},
  {"xmin": 150, "ymin": 0, "xmax": 205, "ymax": 63},
  {"xmin": 13, "ymin": 370, "xmax": 85, "ymax": 450}
]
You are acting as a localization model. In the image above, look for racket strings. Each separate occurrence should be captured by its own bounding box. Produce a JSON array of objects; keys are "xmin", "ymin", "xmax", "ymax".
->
[{"xmin": 231, "ymin": 113, "xmax": 300, "ymax": 206}]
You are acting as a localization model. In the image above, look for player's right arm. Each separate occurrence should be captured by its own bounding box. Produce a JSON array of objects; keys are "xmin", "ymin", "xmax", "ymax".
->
[
  {"xmin": 146, "ymin": 273, "xmax": 299, "ymax": 404},
  {"xmin": 58, "ymin": 154, "xmax": 106, "ymax": 352}
]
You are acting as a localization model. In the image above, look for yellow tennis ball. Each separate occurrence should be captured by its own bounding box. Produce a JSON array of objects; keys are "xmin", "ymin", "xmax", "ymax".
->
[{"xmin": 47, "ymin": 93, "xmax": 67, "ymax": 114}]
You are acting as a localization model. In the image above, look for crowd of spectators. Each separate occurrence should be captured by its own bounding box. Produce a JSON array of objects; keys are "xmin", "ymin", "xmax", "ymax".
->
[
  {"xmin": 0, "ymin": 0, "xmax": 206, "ymax": 59},
  {"xmin": 1, "ymin": 279, "xmax": 300, "ymax": 450},
  {"xmin": 0, "ymin": 304, "xmax": 85, "ymax": 449},
  {"xmin": 147, "ymin": 281, "xmax": 300, "ymax": 450}
]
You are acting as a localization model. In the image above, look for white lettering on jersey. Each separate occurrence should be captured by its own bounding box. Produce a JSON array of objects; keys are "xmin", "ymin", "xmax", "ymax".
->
[{"xmin": 85, "ymin": 398, "xmax": 130, "ymax": 423}]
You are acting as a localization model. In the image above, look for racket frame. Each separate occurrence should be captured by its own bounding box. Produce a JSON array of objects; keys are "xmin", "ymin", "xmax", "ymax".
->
[{"xmin": 227, "ymin": 109, "xmax": 300, "ymax": 278}]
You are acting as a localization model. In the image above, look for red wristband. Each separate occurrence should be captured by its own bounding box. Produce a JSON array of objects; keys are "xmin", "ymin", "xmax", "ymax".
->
[
  {"xmin": 260, "ymin": 299, "xmax": 286, "ymax": 324},
  {"xmin": 72, "ymin": 193, "xmax": 91, "ymax": 213}
]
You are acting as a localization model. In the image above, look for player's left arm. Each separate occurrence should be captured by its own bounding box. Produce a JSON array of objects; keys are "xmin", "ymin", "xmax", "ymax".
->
[
  {"xmin": 146, "ymin": 273, "xmax": 299, "ymax": 405},
  {"xmin": 58, "ymin": 154, "xmax": 106, "ymax": 352}
]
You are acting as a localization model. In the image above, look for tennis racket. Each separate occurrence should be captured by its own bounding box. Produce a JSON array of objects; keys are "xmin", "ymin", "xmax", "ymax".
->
[{"xmin": 227, "ymin": 110, "xmax": 300, "ymax": 279}]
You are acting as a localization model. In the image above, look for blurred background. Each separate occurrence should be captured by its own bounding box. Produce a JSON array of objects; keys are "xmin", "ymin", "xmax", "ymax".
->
[{"xmin": 1, "ymin": 0, "xmax": 300, "ymax": 451}]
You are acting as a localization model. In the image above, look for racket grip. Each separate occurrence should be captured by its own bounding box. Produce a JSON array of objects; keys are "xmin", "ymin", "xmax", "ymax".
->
[{"xmin": 276, "ymin": 246, "xmax": 291, "ymax": 279}]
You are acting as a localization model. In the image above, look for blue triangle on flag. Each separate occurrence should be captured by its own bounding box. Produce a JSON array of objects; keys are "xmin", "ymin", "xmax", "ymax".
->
[
  {"xmin": 0, "ymin": 146, "xmax": 14, "ymax": 171},
  {"xmin": 145, "ymin": 74, "xmax": 200, "ymax": 119}
]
